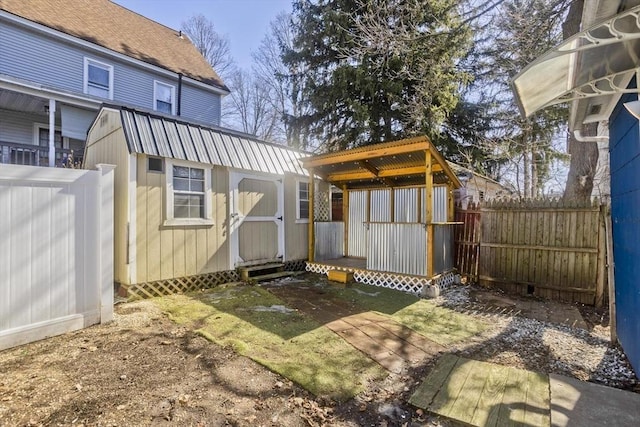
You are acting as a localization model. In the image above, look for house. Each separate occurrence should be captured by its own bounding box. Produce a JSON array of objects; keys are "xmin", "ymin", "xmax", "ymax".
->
[
  {"xmin": 512, "ymin": 0, "xmax": 640, "ymax": 377},
  {"xmin": 447, "ymin": 162, "xmax": 513, "ymax": 207},
  {"xmin": 300, "ymin": 136, "xmax": 462, "ymax": 295},
  {"xmin": 0, "ymin": 0, "xmax": 228, "ymax": 167},
  {"xmin": 83, "ymin": 105, "xmax": 309, "ymax": 298}
]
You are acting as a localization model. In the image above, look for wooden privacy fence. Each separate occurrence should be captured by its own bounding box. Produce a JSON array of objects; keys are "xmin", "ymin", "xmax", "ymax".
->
[{"xmin": 455, "ymin": 199, "xmax": 607, "ymax": 306}]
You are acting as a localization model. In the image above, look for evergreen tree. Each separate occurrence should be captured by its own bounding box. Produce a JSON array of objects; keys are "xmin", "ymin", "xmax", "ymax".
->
[{"xmin": 284, "ymin": 0, "xmax": 472, "ymax": 151}]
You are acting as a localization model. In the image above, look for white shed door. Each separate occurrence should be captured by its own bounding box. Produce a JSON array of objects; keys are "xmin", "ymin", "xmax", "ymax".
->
[{"xmin": 230, "ymin": 172, "xmax": 284, "ymax": 267}]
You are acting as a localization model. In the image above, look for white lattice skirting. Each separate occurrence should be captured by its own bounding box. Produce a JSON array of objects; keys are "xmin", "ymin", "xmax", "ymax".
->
[{"xmin": 306, "ymin": 262, "xmax": 458, "ymax": 297}]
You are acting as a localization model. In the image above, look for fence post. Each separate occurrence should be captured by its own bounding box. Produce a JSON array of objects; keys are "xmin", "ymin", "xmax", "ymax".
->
[{"xmin": 97, "ymin": 164, "xmax": 115, "ymax": 323}]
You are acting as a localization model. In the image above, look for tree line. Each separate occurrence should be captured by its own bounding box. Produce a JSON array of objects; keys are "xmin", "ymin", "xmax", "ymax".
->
[{"xmin": 182, "ymin": 0, "xmax": 597, "ymax": 201}]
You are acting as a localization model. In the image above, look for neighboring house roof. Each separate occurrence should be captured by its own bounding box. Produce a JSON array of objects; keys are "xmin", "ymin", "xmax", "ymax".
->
[
  {"xmin": 447, "ymin": 161, "xmax": 511, "ymax": 191},
  {"xmin": 113, "ymin": 106, "xmax": 307, "ymax": 176},
  {"xmin": 0, "ymin": 0, "xmax": 227, "ymax": 91}
]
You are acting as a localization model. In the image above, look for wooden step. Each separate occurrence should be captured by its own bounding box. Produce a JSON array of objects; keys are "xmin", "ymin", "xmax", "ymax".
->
[
  {"xmin": 238, "ymin": 263, "xmax": 284, "ymax": 281},
  {"xmin": 248, "ymin": 271, "xmax": 295, "ymax": 283}
]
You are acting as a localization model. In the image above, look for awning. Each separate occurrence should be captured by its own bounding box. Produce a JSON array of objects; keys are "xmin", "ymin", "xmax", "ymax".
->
[
  {"xmin": 61, "ymin": 105, "xmax": 97, "ymax": 140},
  {"xmin": 512, "ymin": 6, "xmax": 640, "ymax": 120}
]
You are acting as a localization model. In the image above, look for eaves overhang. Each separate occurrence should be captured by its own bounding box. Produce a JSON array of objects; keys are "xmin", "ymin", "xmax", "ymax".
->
[{"xmin": 511, "ymin": 5, "xmax": 640, "ymax": 125}]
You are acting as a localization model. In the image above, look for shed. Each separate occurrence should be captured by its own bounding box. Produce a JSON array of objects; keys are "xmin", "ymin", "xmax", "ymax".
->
[
  {"xmin": 301, "ymin": 136, "xmax": 461, "ymax": 294},
  {"xmin": 83, "ymin": 106, "xmax": 309, "ymax": 298}
]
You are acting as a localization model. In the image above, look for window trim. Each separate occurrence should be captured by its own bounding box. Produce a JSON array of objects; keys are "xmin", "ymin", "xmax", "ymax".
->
[
  {"xmin": 296, "ymin": 179, "xmax": 310, "ymax": 223},
  {"xmin": 153, "ymin": 80, "xmax": 176, "ymax": 115},
  {"xmin": 164, "ymin": 159, "xmax": 213, "ymax": 227},
  {"xmin": 83, "ymin": 57, "xmax": 114, "ymax": 100}
]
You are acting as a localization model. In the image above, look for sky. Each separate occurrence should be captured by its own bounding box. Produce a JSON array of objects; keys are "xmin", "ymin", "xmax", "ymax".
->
[{"xmin": 114, "ymin": 0, "xmax": 292, "ymax": 70}]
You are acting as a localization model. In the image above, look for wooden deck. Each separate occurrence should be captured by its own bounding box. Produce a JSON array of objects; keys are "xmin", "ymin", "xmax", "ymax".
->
[{"xmin": 409, "ymin": 354, "xmax": 550, "ymax": 426}]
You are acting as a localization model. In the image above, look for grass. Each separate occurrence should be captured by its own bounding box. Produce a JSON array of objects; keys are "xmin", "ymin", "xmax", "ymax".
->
[
  {"xmin": 323, "ymin": 282, "xmax": 488, "ymax": 346},
  {"xmin": 154, "ymin": 286, "xmax": 386, "ymax": 401}
]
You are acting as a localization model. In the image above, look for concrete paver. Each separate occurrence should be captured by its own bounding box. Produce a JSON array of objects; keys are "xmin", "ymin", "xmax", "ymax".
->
[{"xmin": 550, "ymin": 374, "xmax": 640, "ymax": 427}]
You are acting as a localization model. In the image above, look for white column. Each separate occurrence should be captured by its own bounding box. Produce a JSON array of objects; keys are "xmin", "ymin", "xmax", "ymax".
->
[
  {"xmin": 48, "ymin": 99, "xmax": 56, "ymax": 167},
  {"xmin": 96, "ymin": 163, "xmax": 115, "ymax": 323}
]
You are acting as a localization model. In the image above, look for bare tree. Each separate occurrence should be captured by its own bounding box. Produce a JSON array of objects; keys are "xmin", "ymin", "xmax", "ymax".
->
[
  {"xmin": 181, "ymin": 14, "xmax": 235, "ymax": 80},
  {"xmin": 223, "ymin": 69, "xmax": 279, "ymax": 142},
  {"xmin": 252, "ymin": 12, "xmax": 313, "ymax": 150}
]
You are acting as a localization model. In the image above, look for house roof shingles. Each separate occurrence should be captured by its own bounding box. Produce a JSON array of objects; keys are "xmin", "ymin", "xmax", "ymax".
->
[{"xmin": 0, "ymin": 0, "xmax": 228, "ymax": 91}]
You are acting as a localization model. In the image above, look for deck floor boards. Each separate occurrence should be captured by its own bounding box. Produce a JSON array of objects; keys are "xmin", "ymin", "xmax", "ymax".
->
[{"xmin": 410, "ymin": 355, "xmax": 550, "ymax": 426}]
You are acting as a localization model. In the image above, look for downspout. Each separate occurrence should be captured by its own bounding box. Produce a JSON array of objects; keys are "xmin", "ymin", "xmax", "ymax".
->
[{"xmin": 177, "ymin": 73, "xmax": 183, "ymax": 116}]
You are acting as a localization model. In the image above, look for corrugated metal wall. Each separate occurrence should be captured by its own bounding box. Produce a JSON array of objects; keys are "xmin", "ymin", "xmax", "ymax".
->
[
  {"xmin": 315, "ymin": 222, "xmax": 344, "ymax": 260},
  {"xmin": 367, "ymin": 223, "xmax": 426, "ymax": 275},
  {"xmin": 369, "ymin": 189, "xmax": 391, "ymax": 221},
  {"xmin": 394, "ymin": 188, "xmax": 419, "ymax": 222},
  {"xmin": 433, "ymin": 224, "xmax": 455, "ymax": 274},
  {"xmin": 348, "ymin": 190, "xmax": 368, "ymax": 257},
  {"xmin": 433, "ymin": 186, "xmax": 448, "ymax": 222}
]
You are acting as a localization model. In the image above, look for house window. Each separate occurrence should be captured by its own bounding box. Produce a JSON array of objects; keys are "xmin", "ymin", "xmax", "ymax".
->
[
  {"xmin": 297, "ymin": 181, "xmax": 310, "ymax": 221},
  {"xmin": 84, "ymin": 58, "xmax": 113, "ymax": 99},
  {"xmin": 165, "ymin": 161, "xmax": 213, "ymax": 226},
  {"xmin": 154, "ymin": 81, "xmax": 175, "ymax": 114}
]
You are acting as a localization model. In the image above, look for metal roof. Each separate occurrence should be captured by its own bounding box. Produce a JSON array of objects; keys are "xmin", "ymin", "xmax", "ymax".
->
[
  {"xmin": 511, "ymin": 4, "xmax": 640, "ymax": 126},
  {"xmin": 118, "ymin": 107, "xmax": 307, "ymax": 176},
  {"xmin": 300, "ymin": 136, "xmax": 461, "ymax": 189}
]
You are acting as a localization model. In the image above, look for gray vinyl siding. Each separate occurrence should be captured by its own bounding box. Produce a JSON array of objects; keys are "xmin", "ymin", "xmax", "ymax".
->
[
  {"xmin": 0, "ymin": 20, "xmax": 222, "ymax": 126},
  {"xmin": 0, "ymin": 109, "xmax": 49, "ymax": 144},
  {"xmin": 181, "ymin": 84, "xmax": 222, "ymax": 126}
]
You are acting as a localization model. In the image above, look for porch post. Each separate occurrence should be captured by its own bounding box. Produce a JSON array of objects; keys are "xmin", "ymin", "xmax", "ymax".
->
[
  {"xmin": 342, "ymin": 184, "xmax": 349, "ymax": 257},
  {"xmin": 447, "ymin": 182, "xmax": 455, "ymax": 222},
  {"xmin": 48, "ymin": 99, "xmax": 56, "ymax": 167},
  {"xmin": 308, "ymin": 168, "xmax": 315, "ymax": 262},
  {"xmin": 425, "ymin": 151, "xmax": 433, "ymax": 276}
]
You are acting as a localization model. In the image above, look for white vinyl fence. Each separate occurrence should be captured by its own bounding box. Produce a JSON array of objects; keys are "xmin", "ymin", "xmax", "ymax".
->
[{"xmin": 0, "ymin": 164, "xmax": 114, "ymax": 350}]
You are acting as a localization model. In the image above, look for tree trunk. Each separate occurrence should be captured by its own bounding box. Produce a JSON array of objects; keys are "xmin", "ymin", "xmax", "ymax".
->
[
  {"xmin": 562, "ymin": 0, "xmax": 599, "ymax": 202},
  {"xmin": 563, "ymin": 123, "xmax": 599, "ymax": 201}
]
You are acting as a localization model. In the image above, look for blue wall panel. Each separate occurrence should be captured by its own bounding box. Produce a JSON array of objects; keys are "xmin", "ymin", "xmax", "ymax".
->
[{"xmin": 609, "ymin": 90, "xmax": 640, "ymax": 377}]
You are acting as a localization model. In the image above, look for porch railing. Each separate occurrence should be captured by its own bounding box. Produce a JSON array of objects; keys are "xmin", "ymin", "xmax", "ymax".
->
[{"xmin": 0, "ymin": 141, "xmax": 80, "ymax": 167}]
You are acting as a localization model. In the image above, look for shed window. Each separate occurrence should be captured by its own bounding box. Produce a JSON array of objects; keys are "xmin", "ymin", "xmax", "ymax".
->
[
  {"xmin": 173, "ymin": 166, "xmax": 205, "ymax": 218},
  {"xmin": 297, "ymin": 181, "xmax": 309, "ymax": 220},
  {"xmin": 148, "ymin": 157, "xmax": 164, "ymax": 172},
  {"xmin": 154, "ymin": 81, "xmax": 175, "ymax": 114},
  {"xmin": 84, "ymin": 58, "xmax": 113, "ymax": 99}
]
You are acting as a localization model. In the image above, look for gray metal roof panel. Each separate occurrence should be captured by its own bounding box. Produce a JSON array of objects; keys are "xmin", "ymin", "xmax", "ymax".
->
[
  {"xmin": 176, "ymin": 123, "xmax": 199, "ymax": 163},
  {"xmin": 135, "ymin": 114, "xmax": 158, "ymax": 156},
  {"xmin": 148, "ymin": 117, "xmax": 173, "ymax": 158},
  {"xmin": 188, "ymin": 127, "xmax": 211, "ymax": 164},
  {"xmin": 199, "ymin": 129, "xmax": 222, "ymax": 164},
  {"xmin": 163, "ymin": 121, "xmax": 186, "ymax": 160},
  {"xmin": 116, "ymin": 108, "xmax": 308, "ymax": 176},
  {"xmin": 120, "ymin": 110, "xmax": 141, "ymax": 153}
]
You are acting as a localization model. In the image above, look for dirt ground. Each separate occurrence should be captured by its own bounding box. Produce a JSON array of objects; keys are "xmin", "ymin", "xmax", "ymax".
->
[{"xmin": 0, "ymin": 279, "xmax": 636, "ymax": 427}]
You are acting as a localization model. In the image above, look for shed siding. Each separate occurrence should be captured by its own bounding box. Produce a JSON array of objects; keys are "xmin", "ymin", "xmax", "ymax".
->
[
  {"xmin": 1, "ymin": 22, "xmax": 221, "ymax": 126},
  {"xmin": 134, "ymin": 160, "xmax": 229, "ymax": 283},
  {"xmin": 83, "ymin": 110, "xmax": 130, "ymax": 284},
  {"xmin": 609, "ymin": 90, "xmax": 640, "ymax": 376},
  {"xmin": 284, "ymin": 174, "xmax": 308, "ymax": 261}
]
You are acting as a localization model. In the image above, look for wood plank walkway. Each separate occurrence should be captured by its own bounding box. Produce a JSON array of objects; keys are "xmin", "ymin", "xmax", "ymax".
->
[{"xmin": 409, "ymin": 354, "xmax": 550, "ymax": 426}]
